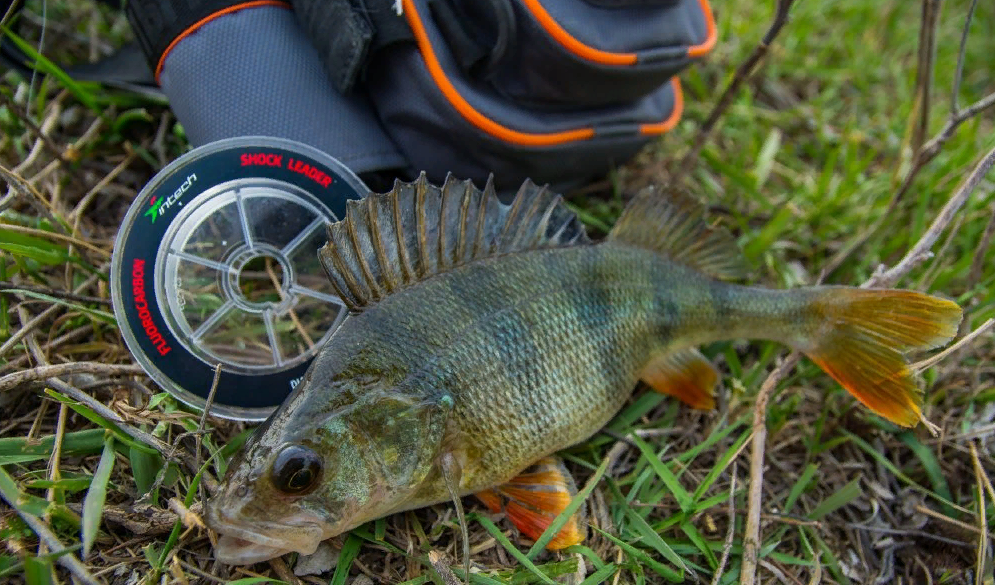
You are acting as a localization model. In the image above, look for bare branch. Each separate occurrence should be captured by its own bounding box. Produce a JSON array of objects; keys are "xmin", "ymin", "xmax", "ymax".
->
[
  {"xmin": 740, "ymin": 352, "xmax": 801, "ymax": 585},
  {"xmin": 911, "ymin": 0, "xmax": 941, "ymax": 153},
  {"xmin": 951, "ymin": 0, "xmax": 980, "ymax": 114},
  {"xmin": 0, "ymin": 363, "xmax": 143, "ymax": 393},
  {"xmin": 674, "ymin": 0, "xmax": 797, "ymax": 183},
  {"xmin": 821, "ymin": 1, "xmax": 995, "ymax": 280},
  {"xmin": 867, "ymin": 144, "xmax": 995, "ymax": 288}
]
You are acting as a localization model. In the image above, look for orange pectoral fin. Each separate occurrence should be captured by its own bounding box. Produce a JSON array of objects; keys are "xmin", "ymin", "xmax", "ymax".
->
[
  {"xmin": 639, "ymin": 348, "xmax": 719, "ymax": 409},
  {"xmin": 473, "ymin": 457, "xmax": 586, "ymax": 550}
]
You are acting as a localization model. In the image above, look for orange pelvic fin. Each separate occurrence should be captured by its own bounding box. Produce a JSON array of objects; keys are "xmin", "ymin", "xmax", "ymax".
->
[
  {"xmin": 804, "ymin": 289, "xmax": 962, "ymax": 427},
  {"xmin": 474, "ymin": 456, "xmax": 586, "ymax": 550},
  {"xmin": 639, "ymin": 348, "xmax": 718, "ymax": 409}
]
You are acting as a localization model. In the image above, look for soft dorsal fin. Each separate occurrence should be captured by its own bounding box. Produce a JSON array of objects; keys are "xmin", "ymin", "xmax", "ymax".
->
[
  {"xmin": 319, "ymin": 173, "xmax": 590, "ymax": 311},
  {"xmin": 608, "ymin": 185, "xmax": 748, "ymax": 281}
]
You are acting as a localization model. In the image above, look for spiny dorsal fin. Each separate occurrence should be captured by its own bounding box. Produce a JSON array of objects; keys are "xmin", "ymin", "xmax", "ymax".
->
[
  {"xmin": 319, "ymin": 173, "xmax": 590, "ymax": 311},
  {"xmin": 608, "ymin": 185, "xmax": 748, "ymax": 281}
]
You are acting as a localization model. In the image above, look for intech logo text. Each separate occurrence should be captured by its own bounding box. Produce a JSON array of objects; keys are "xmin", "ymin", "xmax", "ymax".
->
[{"xmin": 145, "ymin": 174, "xmax": 198, "ymax": 223}]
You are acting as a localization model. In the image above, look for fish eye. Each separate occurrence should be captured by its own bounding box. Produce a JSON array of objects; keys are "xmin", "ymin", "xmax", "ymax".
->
[{"xmin": 270, "ymin": 445, "xmax": 322, "ymax": 495}]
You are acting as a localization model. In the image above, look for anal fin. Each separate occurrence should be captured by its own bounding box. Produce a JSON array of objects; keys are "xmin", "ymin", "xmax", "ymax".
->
[
  {"xmin": 640, "ymin": 348, "xmax": 719, "ymax": 409},
  {"xmin": 474, "ymin": 457, "xmax": 586, "ymax": 550}
]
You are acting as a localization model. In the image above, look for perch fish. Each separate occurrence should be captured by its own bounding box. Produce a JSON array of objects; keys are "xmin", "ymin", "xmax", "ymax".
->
[{"xmin": 205, "ymin": 175, "xmax": 962, "ymax": 564}]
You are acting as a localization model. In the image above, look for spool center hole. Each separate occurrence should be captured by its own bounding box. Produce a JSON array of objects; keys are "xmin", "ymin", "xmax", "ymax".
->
[{"xmin": 237, "ymin": 254, "xmax": 285, "ymax": 305}]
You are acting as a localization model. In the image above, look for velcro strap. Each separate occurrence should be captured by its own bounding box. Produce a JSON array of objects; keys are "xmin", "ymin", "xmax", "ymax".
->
[{"xmin": 291, "ymin": 0, "xmax": 415, "ymax": 94}]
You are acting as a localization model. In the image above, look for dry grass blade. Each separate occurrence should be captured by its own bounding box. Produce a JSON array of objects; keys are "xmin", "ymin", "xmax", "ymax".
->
[
  {"xmin": 45, "ymin": 377, "xmax": 174, "ymax": 456},
  {"xmin": 0, "ymin": 222, "xmax": 110, "ymax": 258},
  {"xmin": 970, "ymin": 442, "xmax": 994, "ymax": 584}
]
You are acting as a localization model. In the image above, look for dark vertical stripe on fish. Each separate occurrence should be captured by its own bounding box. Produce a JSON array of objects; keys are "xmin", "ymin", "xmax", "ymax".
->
[{"xmin": 707, "ymin": 278, "xmax": 733, "ymax": 319}]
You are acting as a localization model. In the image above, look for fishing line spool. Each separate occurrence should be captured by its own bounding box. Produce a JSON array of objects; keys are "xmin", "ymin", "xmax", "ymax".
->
[{"xmin": 110, "ymin": 137, "xmax": 366, "ymax": 421}]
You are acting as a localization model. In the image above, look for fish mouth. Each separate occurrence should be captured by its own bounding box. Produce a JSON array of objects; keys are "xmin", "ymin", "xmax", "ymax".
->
[
  {"xmin": 215, "ymin": 535, "xmax": 293, "ymax": 565},
  {"xmin": 208, "ymin": 515, "xmax": 324, "ymax": 565}
]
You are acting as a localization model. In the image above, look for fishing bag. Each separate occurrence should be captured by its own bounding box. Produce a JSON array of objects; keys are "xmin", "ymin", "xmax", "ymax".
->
[{"xmin": 122, "ymin": 0, "xmax": 716, "ymax": 190}]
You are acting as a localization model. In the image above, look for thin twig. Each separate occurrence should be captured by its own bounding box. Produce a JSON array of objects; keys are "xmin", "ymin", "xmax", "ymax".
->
[
  {"xmin": 844, "ymin": 521, "xmax": 976, "ymax": 548},
  {"xmin": 912, "ymin": 318, "xmax": 994, "ymax": 371},
  {"xmin": 68, "ymin": 151, "xmax": 137, "ymax": 222},
  {"xmin": 710, "ymin": 463, "xmax": 737, "ymax": 585},
  {"xmin": 673, "ymin": 0, "xmax": 797, "ymax": 183},
  {"xmin": 0, "ymin": 222, "xmax": 111, "ymax": 257},
  {"xmin": 428, "ymin": 551, "xmax": 463, "ymax": 585},
  {"xmin": 195, "ymin": 364, "xmax": 223, "ymax": 500},
  {"xmin": 11, "ymin": 97, "xmax": 61, "ymax": 176},
  {"xmin": 0, "ymin": 281, "xmax": 111, "ymax": 305},
  {"xmin": 914, "ymin": 503, "xmax": 994, "ymax": 538},
  {"xmin": 739, "ymin": 352, "xmax": 800, "ymax": 585},
  {"xmin": 0, "ymin": 302, "xmax": 62, "ymax": 359},
  {"xmin": 44, "ymin": 377, "xmax": 174, "ymax": 456},
  {"xmin": 0, "ymin": 362, "xmax": 143, "ymax": 393},
  {"xmin": 0, "ymin": 93, "xmax": 87, "ymax": 189},
  {"xmin": 0, "ymin": 324, "xmax": 94, "ymax": 375},
  {"xmin": 951, "ymin": 0, "xmax": 980, "ymax": 114},
  {"xmin": 866, "ymin": 144, "xmax": 995, "ymax": 288},
  {"xmin": 0, "ymin": 164, "xmax": 69, "ymax": 235},
  {"xmin": 0, "ymin": 272, "xmax": 102, "ymax": 359},
  {"xmin": 911, "ymin": 0, "xmax": 941, "ymax": 153}
]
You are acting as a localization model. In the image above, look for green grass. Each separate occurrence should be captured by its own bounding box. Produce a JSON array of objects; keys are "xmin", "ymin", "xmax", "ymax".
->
[{"xmin": 2, "ymin": 0, "xmax": 995, "ymax": 583}]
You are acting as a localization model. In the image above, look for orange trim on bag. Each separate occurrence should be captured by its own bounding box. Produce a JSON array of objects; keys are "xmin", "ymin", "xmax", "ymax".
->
[
  {"xmin": 402, "ymin": 0, "xmax": 595, "ymax": 147},
  {"xmin": 519, "ymin": 0, "xmax": 637, "ymax": 66},
  {"xmin": 155, "ymin": 0, "xmax": 291, "ymax": 83},
  {"xmin": 403, "ymin": 0, "xmax": 685, "ymax": 147},
  {"xmin": 640, "ymin": 77, "xmax": 683, "ymax": 135},
  {"xmin": 521, "ymin": 0, "xmax": 717, "ymax": 64},
  {"xmin": 687, "ymin": 0, "xmax": 717, "ymax": 57}
]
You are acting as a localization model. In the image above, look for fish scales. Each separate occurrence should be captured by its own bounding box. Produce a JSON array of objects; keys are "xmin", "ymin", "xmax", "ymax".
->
[
  {"xmin": 306, "ymin": 244, "xmax": 675, "ymax": 490},
  {"xmin": 206, "ymin": 175, "xmax": 962, "ymax": 565},
  {"xmin": 414, "ymin": 245, "xmax": 663, "ymax": 490}
]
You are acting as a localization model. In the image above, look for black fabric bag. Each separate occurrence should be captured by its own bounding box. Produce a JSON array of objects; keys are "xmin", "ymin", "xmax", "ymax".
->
[
  {"xmin": 299, "ymin": 0, "xmax": 717, "ymax": 190},
  {"xmin": 117, "ymin": 0, "xmax": 716, "ymax": 189}
]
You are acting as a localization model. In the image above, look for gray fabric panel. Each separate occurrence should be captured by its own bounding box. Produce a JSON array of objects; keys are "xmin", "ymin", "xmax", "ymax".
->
[{"xmin": 158, "ymin": 5, "xmax": 407, "ymax": 175}]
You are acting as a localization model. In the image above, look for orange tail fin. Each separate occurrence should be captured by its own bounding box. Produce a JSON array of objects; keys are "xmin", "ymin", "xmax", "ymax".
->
[{"xmin": 802, "ymin": 289, "xmax": 962, "ymax": 427}]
